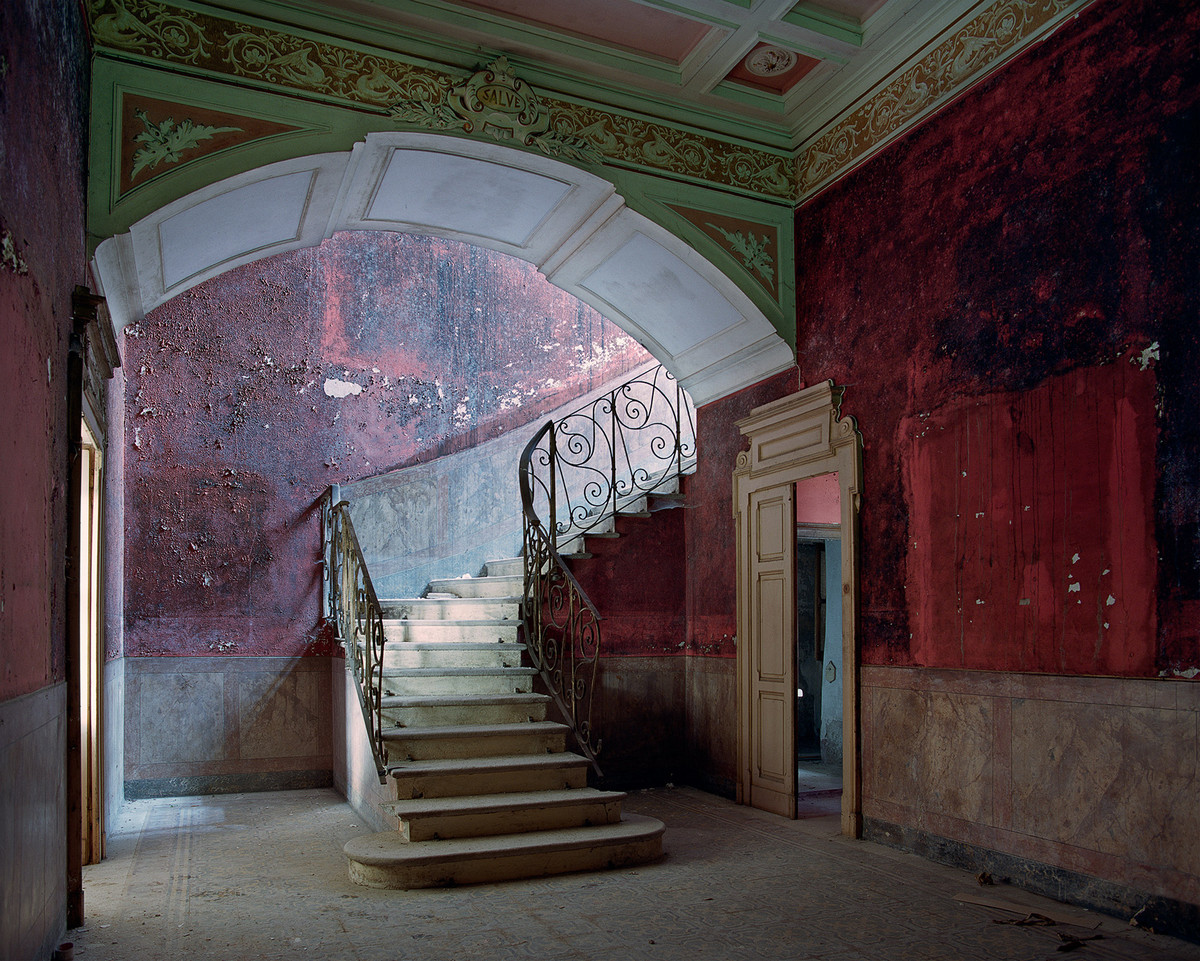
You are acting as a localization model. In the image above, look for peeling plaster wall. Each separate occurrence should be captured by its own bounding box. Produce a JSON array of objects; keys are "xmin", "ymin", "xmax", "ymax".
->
[
  {"xmin": 794, "ymin": 0, "xmax": 1200, "ymax": 926},
  {"xmin": 123, "ymin": 230, "xmax": 648, "ymax": 790},
  {"xmin": 796, "ymin": 0, "xmax": 1200, "ymax": 679},
  {"xmin": 0, "ymin": 1, "xmax": 90, "ymax": 958}
]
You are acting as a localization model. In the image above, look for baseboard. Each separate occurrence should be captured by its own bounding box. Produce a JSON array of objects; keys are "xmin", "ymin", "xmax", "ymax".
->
[
  {"xmin": 126, "ymin": 769, "xmax": 333, "ymax": 799},
  {"xmin": 864, "ymin": 817, "xmax": 1200, "ymax": 945}
]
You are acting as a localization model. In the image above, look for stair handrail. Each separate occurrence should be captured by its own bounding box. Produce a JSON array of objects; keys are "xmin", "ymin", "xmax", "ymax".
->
[
  {"xmin": 518, "ymin": 364, "xmax": 696, "ymax": 775},
  {"xmin": 322, "ymin": 485, "xmax": 388, "ymax": 784}
]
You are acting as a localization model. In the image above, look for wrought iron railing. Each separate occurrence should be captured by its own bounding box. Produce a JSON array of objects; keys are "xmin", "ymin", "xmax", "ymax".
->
[
  {"xmin": 519, "ymin": 364, "xmax": 696, "ymax": 773},
  {"xmin": 322, "ymin": 485, "xmax": 388, "ymax": 784}
]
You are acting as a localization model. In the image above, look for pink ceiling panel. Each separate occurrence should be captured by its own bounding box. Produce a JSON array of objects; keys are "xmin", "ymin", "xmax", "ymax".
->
[
  {"xmin": 795, "ymin": 0, "xmax": 891, "ymax": 23},
  {"xmin": 452, "ymin": 0, "xmax": 713, "ymax": 62}
]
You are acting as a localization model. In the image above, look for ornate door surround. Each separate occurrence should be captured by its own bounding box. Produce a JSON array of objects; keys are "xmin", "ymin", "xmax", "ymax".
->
[{"xmin": 734, "ymin": 380, "xmax": 862, "ymax": 835}]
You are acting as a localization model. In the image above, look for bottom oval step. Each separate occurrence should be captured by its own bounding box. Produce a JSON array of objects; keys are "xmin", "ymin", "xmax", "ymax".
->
[{"xmin": 344, "ymin": 813, "xmax": 665, "ymax": 889}]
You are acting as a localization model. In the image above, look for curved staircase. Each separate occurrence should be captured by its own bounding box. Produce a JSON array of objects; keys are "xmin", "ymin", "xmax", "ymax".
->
[{"xmin": 342, "ymin": 554, "xmax": 665, "ymax": 889}]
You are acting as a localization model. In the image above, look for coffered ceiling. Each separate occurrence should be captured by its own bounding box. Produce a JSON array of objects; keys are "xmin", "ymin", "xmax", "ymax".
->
[
  {"xmin": 86, "ymin": 0, "xmax": 1095, "ymax": 402},
  {"xmin": 216, "ymin": 0, "xmax": 1092, "ymax": 171}
]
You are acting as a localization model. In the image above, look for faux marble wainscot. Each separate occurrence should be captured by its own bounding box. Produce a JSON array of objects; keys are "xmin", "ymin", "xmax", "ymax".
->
[
  {"xmin": 0, "ymin": 683, "xmax": 68, "ymax": 961},
  {"xmin": 861, "ymin": 665, "xmax": 1200, "ymax": 927},
  {"xmin": 124, "ymin": 656, "xmax": 333, "ymax": 797}
]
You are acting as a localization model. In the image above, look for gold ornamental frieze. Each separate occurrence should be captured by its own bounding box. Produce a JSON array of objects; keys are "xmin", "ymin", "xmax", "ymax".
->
[
  {"xmin": 799, "ymin": 0, "xmax": 1079, "ymax": 198},
  {"xmin": 90, "ymin": 0, "xmax": 443, "ymax": 107},
  {"xmin": 90, "ymin": 0, "xmax": 1093, "ymax": 206},
  {"xmin": 87, "ymin": 0, "xmax": 793, "ymax": 200}
]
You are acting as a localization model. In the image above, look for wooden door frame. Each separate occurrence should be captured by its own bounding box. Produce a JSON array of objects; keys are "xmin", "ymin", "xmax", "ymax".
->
[{"xmin": 734, "ymin": 381, "xmax": 863, "ymax": 836}]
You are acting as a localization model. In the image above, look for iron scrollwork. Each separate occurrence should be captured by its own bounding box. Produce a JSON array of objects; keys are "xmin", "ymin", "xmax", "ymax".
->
[
  {"xmin": 519, "ymin": 365, "xmax": 696, "ymax": 773},
  {"xmin": 322, "ymin": 486, "xmax": 388, "ymax": 783}
]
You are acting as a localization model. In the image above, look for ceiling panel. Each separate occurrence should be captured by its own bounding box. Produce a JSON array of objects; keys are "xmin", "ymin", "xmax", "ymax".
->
[{"xmin": 447, "ymin": 0, "xmax": 714, "ymax": 62}]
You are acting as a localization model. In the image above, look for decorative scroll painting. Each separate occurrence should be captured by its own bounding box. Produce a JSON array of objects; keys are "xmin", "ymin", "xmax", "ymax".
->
[
  {"xmin": 119, "ymin": 94, "xmax": 301, "ymax": 195},
  {"xmin": 666, "ymin": 204, "xmax": 780, "ymax": 300},
  {"xmin": 799, "ymin": 0, "xmax": 1084, "ymax": 198}
]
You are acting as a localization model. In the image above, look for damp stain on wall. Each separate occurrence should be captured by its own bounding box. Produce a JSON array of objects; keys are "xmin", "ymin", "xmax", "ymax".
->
[
  {"xmin": 123, "ymin": 231, "xmax": 649, "ymax": 658},
  {"xmin": 793, "ymin": 0, "xmax": 1200, "ymax": 675}
]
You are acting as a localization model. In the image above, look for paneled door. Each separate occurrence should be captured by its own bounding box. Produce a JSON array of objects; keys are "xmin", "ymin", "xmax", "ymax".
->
[{"xmin": 745, "ymin": 483, "xmax": 795, "ymax": 817}]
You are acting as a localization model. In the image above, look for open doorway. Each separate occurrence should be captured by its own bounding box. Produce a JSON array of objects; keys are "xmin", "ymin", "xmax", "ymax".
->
[
  {"xmin": 78, "ymin": 419, "xmax": 105, "ymax": 865},
  {"xmin": 795, "ymin": 474, "xmax": 842, "ymax": 817}
]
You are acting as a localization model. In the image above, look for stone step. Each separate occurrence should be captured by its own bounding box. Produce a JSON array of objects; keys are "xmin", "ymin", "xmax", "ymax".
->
[
  {"xmin": 383, "ymin": 642, "xmax": 525, "ymax": 670},
  {"xmin": 387, "ymin": 788, "xmax": 626, "ymax": 841},
  {"xmin": 381, "ymin": 666, "xmax": 536, "ymax": 696},
  {"xmin": 383, "ymin": 619, "xmax": 519, "ymax": 644},
  {"xmin": 381, "ymin": 720, "xmax": 567, "ymax": 762},
  {"xmin": 426, "ymin": 574, "xmax": 525, "ymax": 598},
  {"xmin": 344, "ymin": 814, "xmax": 666, "ymax": 889},
  {"xmin": 380, "ymin": 692, "xmax": 549, "ymax": 727},
  {"xmin": 484, "ymin": 557, "xmax": 524, "ymax": 577},
  {"xmin": 381, "ymin": 596, "xmax": 522, "ymax": 621},
  {"xmin": 388, "ymin": 753, "xmax": 590, "ymax": 800}
]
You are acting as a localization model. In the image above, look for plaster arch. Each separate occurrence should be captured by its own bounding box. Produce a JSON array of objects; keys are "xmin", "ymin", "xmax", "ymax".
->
[{"xmin": 92, "ymin": 133, "xmax": 793, "ymax": 405}]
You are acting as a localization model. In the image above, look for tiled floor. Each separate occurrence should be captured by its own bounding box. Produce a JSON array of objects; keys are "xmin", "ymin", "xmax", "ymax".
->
[{"xmin": 74, "ymin": 786, "xmax": 1199, "ymax": 961}]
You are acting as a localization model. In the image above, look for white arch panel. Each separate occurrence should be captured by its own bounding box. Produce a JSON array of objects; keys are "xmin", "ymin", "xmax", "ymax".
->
[{"xmin": 93, "ymin": 133, "xmax": 793, "ymax": 404}]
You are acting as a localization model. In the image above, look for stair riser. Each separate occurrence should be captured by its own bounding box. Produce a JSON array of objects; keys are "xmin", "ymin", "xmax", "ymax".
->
[
  {"xmin": 384, "ymin": 648, "xmax": 524, "ymax": 670},
  {"xmin": 347, "ymin": 834, "xmax": 664, "ymax": 889},
  {"xmin": 398, "ymin": 799, "xmax": 623, "ymax": 842},
  {"xmin": 426, "ymin": 576, "xmax": 524, "ymax": 598},
  {"xmin": 384, "ymin": 729, "xmax": 566, "ymax": 762},
  {"xmin": 390, "ymin": 765, "xmax": 588, "ymax": 800},
  {"xmin": 384, "ymin": 624, "xmax": 519, "ymax": 644},
  {"xmin": 382, "ymin": 675, "xmax": 533, "ymax": 696},
  {"xmin": 383, "ymin": 702, "xmax": 547, "ymax": 727},
  {"xmin": 384, "ymin": 600, "xmax": 521, "ymax": 621},
  {"xmin": 484, "ymin": 559, "xmax": 523, "ymax": 577}
]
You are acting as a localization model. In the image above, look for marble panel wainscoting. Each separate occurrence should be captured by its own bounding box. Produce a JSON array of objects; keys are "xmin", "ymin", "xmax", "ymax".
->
[
  {"xmin": 124, "ymin": 656, "xmax": 333, "ymax": 798},
  {"xmin": 861, "ymin": 665, "xmax": 1200, "ymax": 939},
  {"xmin": 104, "ymin": 656, "xmax": 125, "ymax": 829},
  {"xmin": 684, "ymin": 654, "xmax": 737, "ymax": 798},
  {"xmin": 0, "ymin": 682, "xmax": 68, "ymax": 961}
]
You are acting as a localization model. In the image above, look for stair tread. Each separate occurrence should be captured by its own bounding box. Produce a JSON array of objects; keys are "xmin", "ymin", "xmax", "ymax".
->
[
  {"xmin": 389, "ymin": 788, "xmax": 625, "ymax": 817},
  {"xmin": 382, "ymin": 720, "xmax": 567, "ymax": 740},
  {"xmin": 429, "ymin": 574, "xmax": 523, "ymax": 584},
  {"xmin": 384, "ymin": 641, "xmax": 525, "ymax": 650},
  {"xmin": 382, "ymin": 596, "xmax": 524, "ymax": 604},
  {"xmin": 381, "ymin": 693, "xmax": 549, "ymax": 707},
  {"xmin": 344, "ymin": 813, "xmax": 665, "ymax": 867},
  {"xmin": 381, "ymin": 666, "xmax": 537, "ymax": 676},
  {"xmin": 383, "ymin": 619, "xmax": 519, "ymax": 627},
  {"xmin": 388, "ymin": 753, "xmax": 589, "ymax": 776}
]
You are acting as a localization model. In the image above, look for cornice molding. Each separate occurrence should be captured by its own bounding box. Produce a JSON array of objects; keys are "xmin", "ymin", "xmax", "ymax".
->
[
  {"xmin": 797, "ymin": 0, "xmax": 1094, "ymax": 200},
  {"xmin": 88, "ymin": 0, "xmax": 1095, "ymax": 207}
]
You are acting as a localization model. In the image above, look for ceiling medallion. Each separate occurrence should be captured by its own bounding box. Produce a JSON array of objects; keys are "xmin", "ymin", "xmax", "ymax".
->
[{"xmin": 744, "ymin": 46, "xmax": 798, "ymax": 78}]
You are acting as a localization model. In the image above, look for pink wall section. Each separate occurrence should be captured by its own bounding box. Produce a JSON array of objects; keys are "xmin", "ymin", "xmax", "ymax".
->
[
  {"xmin": 794, "ymin": 0, "xmax": 1200, "ymax": 679},
  {"xmin": 0, "ymin": 2, "xmax": 90, "ymax": 958},
  {"xmin": 795, "ymin": 472, "xmax": 839, "ymax": 526},
  {"xmin": 123, "ymin": 232, "xmax": 649, "ymax": 658},
  {"xmin": 0, "ymin": 0, "xmax": 89, "ymax": 704}
]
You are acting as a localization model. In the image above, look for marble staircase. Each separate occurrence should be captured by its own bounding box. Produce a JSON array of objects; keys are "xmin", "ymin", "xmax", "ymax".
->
[{"xmin": 342, "ymin": 555, "xmax": 665, "ymax": 888}]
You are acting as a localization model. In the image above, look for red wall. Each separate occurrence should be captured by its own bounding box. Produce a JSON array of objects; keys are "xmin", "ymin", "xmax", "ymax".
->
[
  {"xmin": 684, "ymin": 370, "xmax": 799, "ymax": 658},
  {"xmin": 123, "ymin": 232, "xmax": 649, "ymax": 658},
  {"xmin": 794, "ymin": 0, "xmax": 1200, "ymax": 676},
  {"xmin": 0, "ymin": 0, "xmax": 89, "ymax": 700}
]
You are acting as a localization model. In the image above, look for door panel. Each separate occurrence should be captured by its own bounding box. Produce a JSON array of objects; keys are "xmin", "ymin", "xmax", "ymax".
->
[{"xmin": 747, "ymin": 485, "xmax": 795, "ymax": 817}]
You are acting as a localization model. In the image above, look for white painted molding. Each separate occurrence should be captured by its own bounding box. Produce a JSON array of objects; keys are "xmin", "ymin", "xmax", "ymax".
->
[{"xmin": 90, "ymin": 135, "xmax": 792, "ymax": 404}]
